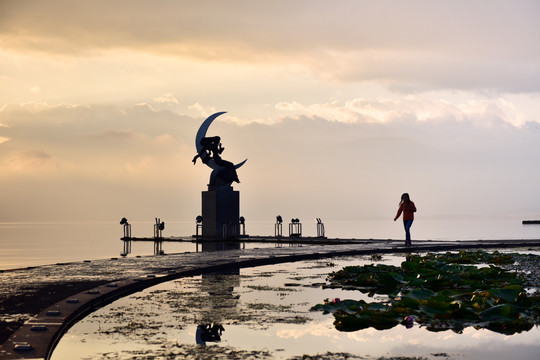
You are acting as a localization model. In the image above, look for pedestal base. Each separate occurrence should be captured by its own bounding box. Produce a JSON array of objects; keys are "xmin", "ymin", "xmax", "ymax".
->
[{"xmin": 201, "ymin": 188, "xmax": 240, "ymax": 240}]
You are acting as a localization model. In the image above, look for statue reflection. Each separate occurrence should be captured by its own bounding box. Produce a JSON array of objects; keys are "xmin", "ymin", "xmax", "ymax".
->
[
  {"xmin": 197, "ymin": 241, "xmax": 243, "ymax": 252},
  {"xmin": 195, "ymin": 268, "xmax": 240, "ymax": 345},
  {"xmin": 196, "ymin": 323, "xmax": 225, "ymax": 345}
]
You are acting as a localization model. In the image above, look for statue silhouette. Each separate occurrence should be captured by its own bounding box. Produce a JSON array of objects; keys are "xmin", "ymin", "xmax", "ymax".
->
[{"xmin": 193, "ymin": 136, "xmax": 240, "ymax": 187}]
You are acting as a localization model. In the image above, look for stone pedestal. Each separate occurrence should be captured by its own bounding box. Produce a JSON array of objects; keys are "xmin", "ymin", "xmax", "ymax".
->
[{"xmin": 201, "ymin": 187, "xmax": 240, "ymax": 240}]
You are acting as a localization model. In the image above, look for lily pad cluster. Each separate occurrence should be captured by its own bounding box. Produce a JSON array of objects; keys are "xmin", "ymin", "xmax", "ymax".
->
[{"xmin": 312, "ymin": 250, "xmax": 540, "ymax": 334}]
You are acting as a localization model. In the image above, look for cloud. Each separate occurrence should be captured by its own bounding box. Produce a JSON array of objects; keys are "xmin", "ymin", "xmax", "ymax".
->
[
  {"xmin": 1, "ymin": 1, "xmax": 539, "ymax": 93},
  {"xmin": 153, "ymin": 94, "xmax": 178, "ymax": 105},
  {"xmin": 324, "ymin": 49, "xmax": 540, "ymax": 94},
  {"xmin": 0, "ymin": 102, "xmax": 195, "ymax": 179},
  {"xmin": 276, "ymin": 319, "xmax": 340, "ymax": 339},
  {"xmin": 188, "ymin": 103, "xmax": 218, "ymax": 118},
  {"xmin": 3, "ymin": 1, "xmax": 536, "ymax": 56},
  {"xmin": 275, "ymin": 94, "xmax": 535, "ymax": 127},
  {"xmin": 87, "ymin": 129, "xmax": 137, "ymax": 140},
  {"xmin": 154, "ymin": 134, "xmax": 175, "ymax": 144},
  {"xmin": 125, "ymin": 155, "xmax": 154, "ymax": 174},
  {"xmin": 4, "ymin": 149, "xmax": 62, "ymax": 172}
]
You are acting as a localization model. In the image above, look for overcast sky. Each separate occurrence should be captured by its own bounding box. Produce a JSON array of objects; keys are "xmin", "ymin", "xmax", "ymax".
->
[{"xmin": 1, "ymin": 0, "xmax": 539, "ymax": 229}]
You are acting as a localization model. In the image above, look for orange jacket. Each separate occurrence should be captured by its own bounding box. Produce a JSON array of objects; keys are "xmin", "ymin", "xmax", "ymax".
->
[{"xmin": 395, "ymin": 201, "xmax": 416, "ymax": 221}]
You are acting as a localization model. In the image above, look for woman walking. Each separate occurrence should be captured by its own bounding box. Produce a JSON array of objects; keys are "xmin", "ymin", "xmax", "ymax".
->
[{"xmin": 394, "ymin": 193, "xmax": 417, "ymax": 246}]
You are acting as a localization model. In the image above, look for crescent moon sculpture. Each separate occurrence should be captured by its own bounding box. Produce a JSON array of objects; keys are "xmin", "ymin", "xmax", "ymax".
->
[{"xmin": 193, "ymin": 112, "xmax": 247, "ymax": 187}]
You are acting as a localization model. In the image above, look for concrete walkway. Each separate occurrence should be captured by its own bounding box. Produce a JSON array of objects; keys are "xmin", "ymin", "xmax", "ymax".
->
[{"xmin": 1, "ymin": 238, "xmax": 540, "ymax": 359}]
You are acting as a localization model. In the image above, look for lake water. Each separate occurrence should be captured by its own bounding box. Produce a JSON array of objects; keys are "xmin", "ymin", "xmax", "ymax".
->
[
  {"xmin": 1, "ymin": 217, "xmax": 540, "ymax": 270},
  {"xmin": 51, "ymin": 255, "xmax": 540, "ymax": 360}
]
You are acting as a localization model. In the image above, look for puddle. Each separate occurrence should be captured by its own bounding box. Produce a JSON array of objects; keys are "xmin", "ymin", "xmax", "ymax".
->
[{"xmin": 51, "ymin": 254, "xmax": 540, "ymax": 360}]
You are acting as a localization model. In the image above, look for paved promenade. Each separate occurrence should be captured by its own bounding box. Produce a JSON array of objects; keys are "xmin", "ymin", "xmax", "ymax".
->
[{"xmin": 1, "ymin": 237, "xmax": 540, "ymax": 359}]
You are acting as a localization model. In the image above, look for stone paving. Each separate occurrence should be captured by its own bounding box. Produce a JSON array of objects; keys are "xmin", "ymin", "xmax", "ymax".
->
[{"xmin": 1, "ymin": 237, "xmax": 540, "ymax": 359}]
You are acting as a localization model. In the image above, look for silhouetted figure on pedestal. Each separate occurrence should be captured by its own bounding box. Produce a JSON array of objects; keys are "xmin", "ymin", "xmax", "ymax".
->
[{"xmin": 193, "ymin": 136, "xmax": 240, "ymax": 187}]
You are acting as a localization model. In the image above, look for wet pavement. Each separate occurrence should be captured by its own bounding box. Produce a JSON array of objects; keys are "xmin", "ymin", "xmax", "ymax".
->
[{"xmin": 1, "ymin": 237, "xmax": 540, "ymax": 359}]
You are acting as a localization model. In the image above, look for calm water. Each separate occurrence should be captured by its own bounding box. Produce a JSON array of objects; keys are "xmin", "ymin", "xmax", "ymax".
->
[
  {"xmin": 51, "ymin": 255, "xmax": 540, "ymax": 360},
  {"xmin": 1, "ymin": 217, "xmax": 540, "ymax": 270}
]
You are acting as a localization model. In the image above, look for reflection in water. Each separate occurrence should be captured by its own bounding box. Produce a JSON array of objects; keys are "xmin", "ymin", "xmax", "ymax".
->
[
  {"xmin": 195, "ymin": 267, "xmax": 240, "ymax": 345},
  {"xmin": 197, "ymin": 240, "xmax": 244, "ymax": 252},
  {"xmin": 196, "ymin": 323, "xmax": 225, "ymax": 345}
]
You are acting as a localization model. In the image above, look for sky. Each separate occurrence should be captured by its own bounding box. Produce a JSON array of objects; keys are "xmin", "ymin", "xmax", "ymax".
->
[{"xmin": 1, "ymin": 0, "xmax": 540, "ymax": 230}]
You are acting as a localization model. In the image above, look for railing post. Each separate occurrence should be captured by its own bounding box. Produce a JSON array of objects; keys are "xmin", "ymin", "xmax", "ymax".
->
[
  {"xmin": 120, "ymin": 217, "xmax": 132, "ymax": 256},
  {"xmin": 275, "ymin": 215, "xmax": 283, "ymax": 237},
  {"xmin": 195, "ymin": 215, "xmax": 203, "ymax": 240},
  {"xmin": 239, "ymin": 216, "xmax": 246, "ymax": 236},
  {"xmin": 316, "ymin": 218, "xmax": 325, "ymax": 238},
  {"xmin": 154, "ymin": 218, "xmax": 164, "ymax": 239},
  {"xmin": 289, "ymin": 218, "xmax": 302, "ymax": 238}
]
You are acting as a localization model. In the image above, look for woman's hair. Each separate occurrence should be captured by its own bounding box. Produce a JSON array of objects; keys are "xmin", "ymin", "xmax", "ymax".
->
[{"xmin": 400, "ymin": 193, "xmax": 410, "ymax": 205}]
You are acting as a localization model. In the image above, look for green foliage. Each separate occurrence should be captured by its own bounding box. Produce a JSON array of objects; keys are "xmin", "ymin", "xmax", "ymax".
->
[{"xmin": 313, "ymin": 250, "xmax": 540, "ymax": 334}]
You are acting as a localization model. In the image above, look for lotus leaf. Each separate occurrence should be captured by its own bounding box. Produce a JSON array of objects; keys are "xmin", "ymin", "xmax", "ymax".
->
[
  {"xmin": 487, "ymin": 287, "xmax": 522, "ymax": 303},
  {"xmin": 395, "ymin": 296, "xmax": 420, "ymax": 309},
  {"xmin": 333, "ymin": 308, "xmax": 400, "ymax": 332},
  {"xmin": 481, "ymin": 304, "xmax": 519, "ymax": 322},
  {"xmin": 407, "ymin": 288, "xmax": 435, "ymax": 300}
]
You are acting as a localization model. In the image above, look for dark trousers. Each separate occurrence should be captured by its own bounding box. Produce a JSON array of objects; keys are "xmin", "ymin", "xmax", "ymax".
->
[{"xmin": 403, "ymin": 219, "xmax": 414, "ymax": 245}]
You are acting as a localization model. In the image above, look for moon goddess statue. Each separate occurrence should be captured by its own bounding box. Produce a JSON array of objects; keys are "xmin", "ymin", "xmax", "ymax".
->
[{"xmin": 193, "ymin": 112, "xmax": 247, "ymax": 188}]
